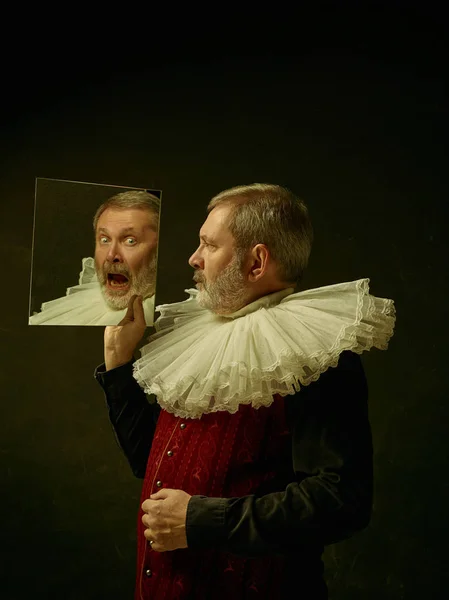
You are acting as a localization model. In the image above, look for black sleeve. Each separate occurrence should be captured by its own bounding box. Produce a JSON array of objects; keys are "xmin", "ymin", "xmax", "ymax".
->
[
  {"xmin": 94, "ymin": 361, "xmax": 161, "ymax": 478},
  {"xmin": 186, "ymin": 351, "xmax": 373, "ymax": 556}
]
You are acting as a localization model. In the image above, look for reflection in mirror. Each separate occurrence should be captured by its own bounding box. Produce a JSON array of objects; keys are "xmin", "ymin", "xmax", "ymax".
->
[{"xmin": 28, "ymin": 178, "xmax": 161, "ymax": 326}]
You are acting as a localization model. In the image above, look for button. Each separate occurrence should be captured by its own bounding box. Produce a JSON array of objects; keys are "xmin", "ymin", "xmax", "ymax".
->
[
  {"xmin": 180, "ymin": 423, "xmax": 186, "ymax": 429},
  {"xmin": 156, "ymin": 480, "xmax": 162, "ymax": 487},
  {"xmin": 167, "ymin": 450, "xmax": 173, "ymax": 457},
  {"xmin": 145, "ymin": 569, "xmax": 152, "ymax": 577}
]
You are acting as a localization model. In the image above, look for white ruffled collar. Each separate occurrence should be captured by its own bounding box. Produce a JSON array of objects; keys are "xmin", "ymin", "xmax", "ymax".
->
[
  {"xmin": 224, "ymin": 287, "xmax": 295, "ymax": 319},
  {"xmin": 29, "ymin": 257, "xmax": 155, "ymax": 326},
  {"xmin": 133, "ymin": 279, "xmax": 395, "ymax": 419}
]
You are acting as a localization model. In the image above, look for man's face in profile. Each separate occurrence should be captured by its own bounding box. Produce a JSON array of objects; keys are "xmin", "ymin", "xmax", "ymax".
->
[
  {"xmin": 188, "ymin": 204, "xmax": 249, "ymax": 314},
  {"xmin": 94, "ymin": 207, "xmax": 158, "ymax": 310}
]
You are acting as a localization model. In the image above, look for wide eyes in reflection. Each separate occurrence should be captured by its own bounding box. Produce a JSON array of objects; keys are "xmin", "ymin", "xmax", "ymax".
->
[{"xmin": 98, "ymin": 237, "xmax": 137, "ymax": 246}]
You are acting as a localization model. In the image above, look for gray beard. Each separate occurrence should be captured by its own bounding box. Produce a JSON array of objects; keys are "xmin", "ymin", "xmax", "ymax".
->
[
  {"xmin": 195, "ymin": 257, "xmax": 248, "ymax": 314},
  {"xmin": 96, "ymin": 257, "xmax": 157, "ymax": 311}
]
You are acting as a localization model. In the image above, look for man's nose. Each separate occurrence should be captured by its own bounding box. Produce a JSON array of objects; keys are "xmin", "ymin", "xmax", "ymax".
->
[
  {"xmin": 188, "ymin": 247, "xmax": 203, "ymax": 269},
  {"xmin": 106, "ymin": 242, "xmax": 123, "ymax": 263}
]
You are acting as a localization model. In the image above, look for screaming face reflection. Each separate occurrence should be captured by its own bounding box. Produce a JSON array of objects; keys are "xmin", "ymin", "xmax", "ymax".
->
[{"xmin": 95, "ymin": 207, "xmax": 158, "ymax": 310}]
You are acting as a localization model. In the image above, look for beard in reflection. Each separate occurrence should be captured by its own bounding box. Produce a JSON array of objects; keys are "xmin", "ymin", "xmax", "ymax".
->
[{"xmin": 96, "ymin": 253, "xmax": 157, "ymax": 311}]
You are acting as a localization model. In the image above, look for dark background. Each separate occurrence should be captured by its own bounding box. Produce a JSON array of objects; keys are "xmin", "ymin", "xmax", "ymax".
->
[
  {"xmin": 1, "ymin": 5, "xmax": 448, "ymax": 599},
  {"xmin": 29, "ymin": 179, "xmax": 161, "ymax": 316}
]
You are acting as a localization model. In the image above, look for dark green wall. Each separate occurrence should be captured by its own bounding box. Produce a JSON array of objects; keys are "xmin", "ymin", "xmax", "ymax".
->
[{"xmin": 1, "ymin": 16, "xmax": 447, "ymax": 600}]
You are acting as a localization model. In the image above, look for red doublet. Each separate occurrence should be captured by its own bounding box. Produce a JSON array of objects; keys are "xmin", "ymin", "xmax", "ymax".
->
[{"xmin": 136, "ymin": 395, "xmax": 292, "ymax": 600}]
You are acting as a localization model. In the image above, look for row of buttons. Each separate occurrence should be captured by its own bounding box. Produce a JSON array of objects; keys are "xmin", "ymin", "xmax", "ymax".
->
[
  {"xmin": 145, "ymin": 421, "xmax": 188, "ymax": 569},
  {"xmin": 154, "ymin": 423, "xmax": 186, "ymax": 488},
  {"xmin": 155, "ymin": 425, "xmax": 184, "ymax": 487}
]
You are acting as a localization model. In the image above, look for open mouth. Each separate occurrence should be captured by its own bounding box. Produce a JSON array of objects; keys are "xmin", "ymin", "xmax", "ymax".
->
[{"xmin": 107, "ymin": 273, "xmax": 130, "ymax": 290}]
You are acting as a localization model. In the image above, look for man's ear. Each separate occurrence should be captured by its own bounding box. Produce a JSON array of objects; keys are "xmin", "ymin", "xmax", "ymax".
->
[{"xmin": 248, "ymin": 244, "xmax": 270, "ymax": 282}]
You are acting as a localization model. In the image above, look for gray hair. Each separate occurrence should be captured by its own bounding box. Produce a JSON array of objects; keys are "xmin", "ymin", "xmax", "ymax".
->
[
  {"xmin": 93, "ymin": 190, "xmax": 160, "ymax": 231},
  {"xmin": 208, "ymin": 183, "xmax": 313, "ymax": 284}
]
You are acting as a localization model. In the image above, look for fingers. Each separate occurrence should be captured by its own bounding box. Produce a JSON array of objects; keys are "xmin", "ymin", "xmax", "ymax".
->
[
  {"xmin": 142, "ymin": 500, "xmax": 162, "ymax": 517},
  {"xmin": 143, "ymin": 530, "xmax": 163, "ymax": 552},
  {"xmin": 117, "ymin": 295, "xmax": 145, "ymax": 327},
  {"xmin": 150, "ymin": 489, "xmax": 169, "ymax": 500},
  {"xmin": 142, "ymin": 516, "xmax": 163, "ymax": 552},
  {"xmin": 143, "ymin": 527, "xmax": 156, "ymax": 544},
  {"xmin": 132, "ymin": 294, "xmax": 145, "ymax": 325},
  {"xmin": 143, "ymin": 528, "xmax": 153, "ymax": 541},
  {"xmin": 122, "ymin": 294, "xmax": 139, "ymax": 323},
  {"xmin": 141, "ymin": 505, "xmax": 161, "ymax": 523}
]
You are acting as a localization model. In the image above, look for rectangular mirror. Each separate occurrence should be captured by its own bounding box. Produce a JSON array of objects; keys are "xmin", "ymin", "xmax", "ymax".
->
[{"xmin": 29, "ymin": 178, "xmax": 161, "ymax": 326}]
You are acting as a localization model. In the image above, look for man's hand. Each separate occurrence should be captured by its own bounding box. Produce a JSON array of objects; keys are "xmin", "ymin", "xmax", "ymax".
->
[
  {"xmin": 141, "ymin": 488, "xmax": 191, "ymax": 552},
  {"xmin": 104, "ymin": 295, "xmax": 147, "ymax": 371}
]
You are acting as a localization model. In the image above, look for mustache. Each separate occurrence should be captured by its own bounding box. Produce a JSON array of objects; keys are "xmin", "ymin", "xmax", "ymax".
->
[
  {"xmin": 102, "ymin": 262, "xmax": 131, "ymax": 277},
  {"xmin": 193, "ymin": 271, "xmax": 205, "ymax": 284},
  {"xmin": 97, "ymin": 261, "xmax": 132, "ymax": 285}
]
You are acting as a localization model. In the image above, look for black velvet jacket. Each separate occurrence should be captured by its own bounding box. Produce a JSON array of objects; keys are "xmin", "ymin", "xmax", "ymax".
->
[{"xmin": 95, "ymin": 350, "xmax": 373, "ymax": 558}]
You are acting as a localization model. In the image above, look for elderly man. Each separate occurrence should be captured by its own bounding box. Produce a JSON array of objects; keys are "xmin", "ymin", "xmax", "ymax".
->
[
  {"xmin": 29, "ymin": 190, "xmax": 159, "ymax": 325},
  {"xmin": 95, "ymin": 184, "xmax": 395, "ymax": 599}
]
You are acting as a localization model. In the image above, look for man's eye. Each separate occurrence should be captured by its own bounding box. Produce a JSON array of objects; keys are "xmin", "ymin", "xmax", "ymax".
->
[
  {"xmin": 126, "ymin": 238, "xmax": 137, "ymax": 245},
  {"xmin": 99, "ymin": 237, "xmax": 109, "ymax": 244}
]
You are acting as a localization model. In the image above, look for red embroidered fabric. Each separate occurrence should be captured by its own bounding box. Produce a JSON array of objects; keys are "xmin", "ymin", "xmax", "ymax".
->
[{"xmin": 136, "ymin": 395, "xmax": 292, "ymax": 600}]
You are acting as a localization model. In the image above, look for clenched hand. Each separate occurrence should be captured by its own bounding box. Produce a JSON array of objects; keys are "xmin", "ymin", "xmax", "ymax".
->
[{"xmin": 141, "ymin": 488, "xmax": 192, "ymax": 552}]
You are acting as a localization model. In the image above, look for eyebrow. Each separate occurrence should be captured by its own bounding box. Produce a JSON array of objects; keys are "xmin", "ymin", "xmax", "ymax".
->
[
  {"xmin": 200, "ymin": 234, "xmax": 216, "ymax": 244},
  {"xmin": 98, "ymin": 227, "xmax": 139, "ymax": 236}
]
